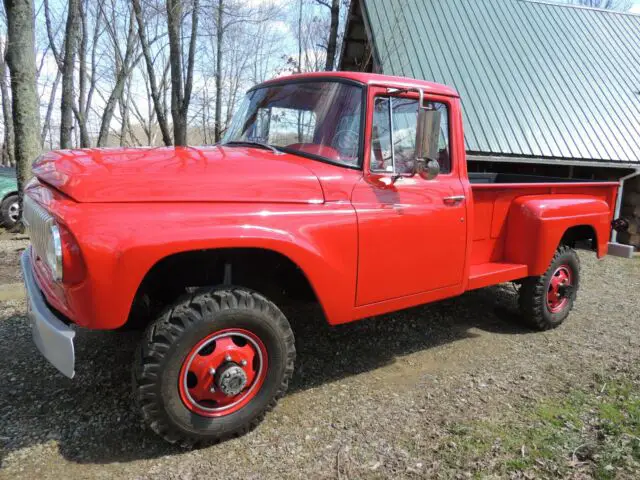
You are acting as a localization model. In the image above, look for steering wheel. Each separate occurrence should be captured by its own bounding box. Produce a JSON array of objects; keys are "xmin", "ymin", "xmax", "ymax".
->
[{"xmin": 331, "ymin": 129, "xmax": 359, "ymax": 160}]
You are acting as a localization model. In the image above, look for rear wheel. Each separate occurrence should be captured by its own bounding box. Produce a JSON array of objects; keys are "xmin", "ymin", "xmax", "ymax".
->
[
  {"xmin": 1, "ymin": 194, "xmax": 19, "ymax": 229},
  {"xmin": 133, "ymin": 287, "xmax": 295, "ymax": 445},
  {"xmin": 519, "ymin": 245, "xmax": 580, "ymax": 330}
]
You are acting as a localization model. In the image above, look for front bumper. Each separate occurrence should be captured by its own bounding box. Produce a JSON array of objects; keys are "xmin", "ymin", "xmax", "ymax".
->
[
  {"xmin": 21, "ymin": 249, "xmax": 76, "ymax": 378},
  {"xmin": 607, "ymin": 242, "xmax": 635, "ymax": 259}
]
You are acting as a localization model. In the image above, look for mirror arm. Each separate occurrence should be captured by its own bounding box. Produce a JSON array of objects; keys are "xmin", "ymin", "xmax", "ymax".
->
[{"xmin": 390, "ymin": 170, "xmax": 415, "ymax": 184}]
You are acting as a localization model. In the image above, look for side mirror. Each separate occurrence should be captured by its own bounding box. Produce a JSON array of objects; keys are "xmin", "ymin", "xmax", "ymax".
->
[
  {"xmin": 415, "ymin": 98, "xmax": 442, "ymax": 180},
  {"xmin": 416, "ymin": 158, "xmax": 440, "ymax": 180}
]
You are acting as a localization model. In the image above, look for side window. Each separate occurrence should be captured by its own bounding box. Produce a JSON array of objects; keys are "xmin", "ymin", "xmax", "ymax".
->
[
  {"xmin": 371, "ymin": 98, "xmax": 393, "ymax": 172},
  {"xmin": 434, "ymin": 102, "xmax": 451, "ymax": 174},
  {"xmin": 370, "ymin": 97, "xmax": 451, "ymax": 174}
]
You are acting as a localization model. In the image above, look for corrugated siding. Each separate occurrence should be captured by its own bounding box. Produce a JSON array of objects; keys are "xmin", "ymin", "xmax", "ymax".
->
[{"xmin": 363, "ymin": 0, "xmax": 640, "ymax": 164}]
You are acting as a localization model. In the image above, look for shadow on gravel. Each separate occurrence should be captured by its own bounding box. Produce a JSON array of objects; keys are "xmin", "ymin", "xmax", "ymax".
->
[
  {"xmin": 0, "ymin": 283, "xmax": 533, "ymax": 466},
  {"xmin": 286, "ymin": 283, "xmax": 533, "ymax": 394}
]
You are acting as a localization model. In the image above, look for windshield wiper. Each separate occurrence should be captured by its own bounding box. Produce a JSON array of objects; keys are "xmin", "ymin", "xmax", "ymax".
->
[{"xmin": 222, "ymin": 140, "xmax": 283, "ymax": 155}]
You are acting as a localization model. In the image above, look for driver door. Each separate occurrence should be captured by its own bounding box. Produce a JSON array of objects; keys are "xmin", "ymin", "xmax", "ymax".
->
[{"xmin": 351, "ymin": 90, "xmax": 467, "ymax": 306}]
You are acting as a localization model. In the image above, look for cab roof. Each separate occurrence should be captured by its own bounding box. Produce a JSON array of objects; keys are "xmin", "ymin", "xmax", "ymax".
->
[{"xmin": 255, "ymin": 71, "xmax": 459, "ymax": 98}]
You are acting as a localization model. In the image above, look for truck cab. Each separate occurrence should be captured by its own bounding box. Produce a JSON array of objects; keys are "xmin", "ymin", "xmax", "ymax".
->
[{"xmin": 20, "ymin": 72, "xmax": 620, "ymax": 445}]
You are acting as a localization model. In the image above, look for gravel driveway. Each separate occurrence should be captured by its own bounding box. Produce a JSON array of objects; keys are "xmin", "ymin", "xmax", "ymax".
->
[{"xmin": 1, "ymin": 231, "xmax": 639, "ymax": 479}]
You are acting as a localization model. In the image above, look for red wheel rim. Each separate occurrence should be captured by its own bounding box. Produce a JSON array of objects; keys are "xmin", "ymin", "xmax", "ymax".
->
[
  {"xmin": 546, "ymin": 265, "xmax": 573, "ymax": 313},
  {"xmin": 178, "ymin": 328, "xmax": 268, "ymax": 417}
]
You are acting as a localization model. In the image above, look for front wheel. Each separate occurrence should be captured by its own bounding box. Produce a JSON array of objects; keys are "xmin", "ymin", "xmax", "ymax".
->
[
  {"xmin": 519, "ymin": 245, "xmax": 580, "ymax": 330},
  {"xmin": 1, "ymin": 194, "xmax": 19, "ymax": 229},
  {"xmin": 133, "ymin": 287, "xmax": 295, "ymax": 445}
]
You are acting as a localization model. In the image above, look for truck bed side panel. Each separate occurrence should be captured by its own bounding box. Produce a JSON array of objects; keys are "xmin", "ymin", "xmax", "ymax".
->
[{"xmin": 470, "ymin": 183, "xmax": 618, "ymax": 275}]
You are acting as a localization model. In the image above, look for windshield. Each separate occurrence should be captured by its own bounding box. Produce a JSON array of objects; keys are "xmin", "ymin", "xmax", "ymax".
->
[{"xmin": 222, "ymin": 81, "xmax": 364, "ymax": 167}]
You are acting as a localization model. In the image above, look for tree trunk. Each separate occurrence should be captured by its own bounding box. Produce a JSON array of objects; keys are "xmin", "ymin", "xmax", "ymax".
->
[
  {"xmin": 41, "ymin": 70, "xmax": 61, "ymax": 147},
  {"xmin": 166, "ymin": 0, "xmax": 185, "ymax": 145},
  {"xmin": 297, "ymin": 0, "xmax": 303, "ymax": 73},
  {"xmin": 60, "ymin": 0, "xmax": 80, "ymax": 149},
  {"xmin": 3, "ymin": 0, "xmax": 42, "ymax": 215},
  {"xmin": 119, "ymin": 96, "xmax": 129, "ymax": 147},
  {"xmin": 296, "ymin": 0, "xmax": 304, "ymax": 140},
  {"xmin": 0, "ymin": 39, "xmax": 14, "ymax": 167},
  {"xmin": 325, "ymin": 0, "xmax": 339, "ymax": 71},
  {"xmin": 75, "ymin": 0, "xmax": 90, "ymax": 147},
  {"xmin": 96, "ymin": 8, "xmax": 138, "ymax": 147},
  {"xmin": 97, "ymin": 76, "xmax": 127, "ymax": 147},
  {"xmin": 132, "ymin": 0, "xmax": 173, "ymax": 146},
  {"xmin": 166, "ymin": 0, "xmax": 199, "ymax": 146},
  {"xmin": 214, "ymin": 0, "xmax": 223, "ymax": 143},
  {"xmin": 182, "ymin": 0, "xmax": 199, "ymax": 141}
]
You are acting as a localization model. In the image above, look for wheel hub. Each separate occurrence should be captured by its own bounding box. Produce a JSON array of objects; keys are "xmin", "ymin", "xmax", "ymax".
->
[
  {"xmin": 547, "ymin": 265, "xmax": 573, "ymax": 313},
  {"xmin": 178, "ymin": 329, "xmax": 268, "ymax": 417},
  {"xmin": 215, "ymin": 363, "xmax": 248, "ymax": 396},
  {"xmin": 8, "ymin": 201, "xmax": 19, "ymax": 222}
]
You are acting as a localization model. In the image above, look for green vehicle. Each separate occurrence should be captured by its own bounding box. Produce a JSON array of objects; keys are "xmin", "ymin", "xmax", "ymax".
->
[{"xmin": 0, "ymin": 166, "xmax": 19, "ymax": 229}]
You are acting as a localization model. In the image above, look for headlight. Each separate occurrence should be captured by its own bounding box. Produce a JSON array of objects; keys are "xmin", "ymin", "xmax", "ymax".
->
[{"xmin": 45, "ymin": 223, "xmax": 63, "ymax": 282}]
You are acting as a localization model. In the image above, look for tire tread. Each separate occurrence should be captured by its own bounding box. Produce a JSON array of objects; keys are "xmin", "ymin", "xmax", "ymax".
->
[
  {"xmin": 132, "ymin": 286, "xmax": 295, "ymax": 446},
  {"xmin": 519, "ymin": 245, "xmax": 580, "ymax": 331}
]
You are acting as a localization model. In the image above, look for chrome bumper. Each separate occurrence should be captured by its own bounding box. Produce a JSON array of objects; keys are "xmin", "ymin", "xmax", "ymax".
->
[
  {"xmin": 607, "ymin": 242, "xmax": 635, "ymax": 259},
  {"xmin": 20, "ymin": 249, "xmax": 75, "ymax": 378}
]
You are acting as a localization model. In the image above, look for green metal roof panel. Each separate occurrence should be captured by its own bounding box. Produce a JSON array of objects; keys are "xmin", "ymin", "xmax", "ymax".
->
[{"xmin": 361, "ymin": 0, "xmax": 640, "ymax": 164}]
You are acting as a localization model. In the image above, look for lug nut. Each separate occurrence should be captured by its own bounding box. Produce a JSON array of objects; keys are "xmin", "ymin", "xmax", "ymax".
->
[
  {"xmin": 225, "ymin": 354, "xmax": 232, "ymax": 362},
  {"xmin": 240, "ymin": 359, "xmax": 247, "ymax": 366},
  {"xmin": 209, "ymin": 367, "xmax": 216, "ymax": 375}
]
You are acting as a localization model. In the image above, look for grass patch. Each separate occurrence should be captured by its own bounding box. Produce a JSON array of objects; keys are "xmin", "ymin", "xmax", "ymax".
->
[{"xmin": 437, "ymin": 372, "xmax": 640, "ymax": 478}]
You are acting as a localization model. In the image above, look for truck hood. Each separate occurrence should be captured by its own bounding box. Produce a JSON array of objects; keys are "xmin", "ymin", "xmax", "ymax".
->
[{"xmin": 32, "ymin": 146, "xmax": 325, "ymax": 204}]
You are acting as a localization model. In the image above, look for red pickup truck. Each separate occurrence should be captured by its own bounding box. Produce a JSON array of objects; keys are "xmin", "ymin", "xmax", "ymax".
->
[{"xmin": 21, "ymin": 72, "xmax": 620, "ymax": 445}]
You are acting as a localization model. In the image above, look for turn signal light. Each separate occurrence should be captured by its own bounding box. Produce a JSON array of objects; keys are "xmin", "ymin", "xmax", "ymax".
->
[{"xmin": 58, "ymin": 222, "xmax": 86, "ymax": 285}]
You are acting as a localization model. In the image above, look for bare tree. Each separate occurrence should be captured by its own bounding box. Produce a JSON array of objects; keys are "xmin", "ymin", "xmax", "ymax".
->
[
  {"xmin": 314, "ymin": 0, "xmax": 339, "ymax": 71},
  {"xmin": 166, "ymin": 0, "xmax": 199, "ymax": 146},
  {"xmin": 3, "ymin": 0, "xmax": 42, "ymax": 212},
  {"xmin": 208, "ymin": 0, "xmax": 279, "ymax": 141},
  {"xmin": 96, "ymin": 1, "xmax": 140, "ymax": 147},
  {"xmin": 40, "ymin": 70, "xmax": 60, "ymax": 148},
  {"xmin": 130, "ymin": 61, "xmax": 169, "ymax": 146},
  {"xmin": 568, "ymin": 0, "xmax": 632, "ymax": 9},
  {"xmin": 132, "ymin": 0, "xmax": 173, "ymax": 146},
  {"xmin": 0, "ymin": 36, "xmax": 14, "ymax": 166},
  {"xmin": 59, "ymin": 0, "xmax": 80, "ymax": 149},
  {"xmin": 297, "ymin": 0, "xmax": 303, "ymax": 73},
  {"xmin": 249, "ymin": 18, "xmax": 285, "ymax": 85},
  {"xmin": 1, "ymin": 0, "xmax": 333, "ymax": 158},
  {"xmin": 72, "ymin": 0, "xmax": 101, "ymax": 148},
  {"xmin": 289, "ymin": 0, "xmax": 330, "ymax": 74},
  {"xmin": 215, "ymin": 0, "xmax": 224, "ymax": 142}
]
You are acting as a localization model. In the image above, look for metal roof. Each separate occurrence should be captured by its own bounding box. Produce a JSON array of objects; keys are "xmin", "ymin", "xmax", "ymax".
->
[{"xmin": 344, "ymin": 0, "xmax": 640, "ymax": 166}]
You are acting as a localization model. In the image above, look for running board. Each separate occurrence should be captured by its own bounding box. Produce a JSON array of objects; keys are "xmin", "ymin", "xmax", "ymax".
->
[{"xmin": 468, "ymin": 263, "xmax": 529, "ymax": 291}]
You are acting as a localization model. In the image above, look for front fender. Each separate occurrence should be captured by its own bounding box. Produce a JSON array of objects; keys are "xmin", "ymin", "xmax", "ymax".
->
[
  {"xmin": 74, "ymin": 202, "xmax": 358, "ymax": 329},
  {"xmin": 0, "ymin": 186, "xmax": 17, "ymax": 201},
  {"xmin": 504, "ymin": 195, "xmax": 611, "ymax": 275}
]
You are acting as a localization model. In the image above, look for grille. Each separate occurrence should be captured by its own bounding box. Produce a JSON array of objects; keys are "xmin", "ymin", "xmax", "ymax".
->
[{"xmin": 23, "ymin": 195, "xmax": 54, "ymax": 262}]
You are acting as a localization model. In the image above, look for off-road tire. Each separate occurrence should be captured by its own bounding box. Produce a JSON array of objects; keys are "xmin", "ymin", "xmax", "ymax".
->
[
  {"xmin": 1, "ymin": 194, "xmax": 19, "ymax": 229},
  {"xmin": 132, "ymin": 286, "xmax": 296, "ymax": 446},
  {"xmin": 519, "ymin": 245, "xmax": 580, "ymax": 330}
]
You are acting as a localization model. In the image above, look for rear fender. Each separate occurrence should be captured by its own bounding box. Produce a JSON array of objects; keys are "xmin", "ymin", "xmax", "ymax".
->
[{"xmin": 504, "ymin": 195, "xmax": 611, "ymax": 275}]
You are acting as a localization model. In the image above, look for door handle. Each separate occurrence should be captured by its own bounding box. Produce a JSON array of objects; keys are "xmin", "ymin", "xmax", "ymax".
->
[{"xmin": 443, "ymin": 195, "xmax": 465, "ymax": 205}]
